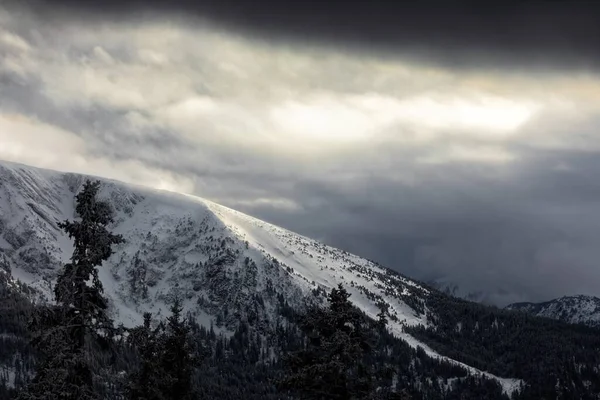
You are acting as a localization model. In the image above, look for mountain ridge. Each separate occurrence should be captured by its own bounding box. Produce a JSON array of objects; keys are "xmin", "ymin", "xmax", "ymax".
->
[{"xmin": 506, "ymin": 295, "xmax": 600, "ymax": 328}]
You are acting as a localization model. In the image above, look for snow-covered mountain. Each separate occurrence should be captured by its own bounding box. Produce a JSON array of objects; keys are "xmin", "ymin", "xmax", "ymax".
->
[
  {"xmin": 0, "ymin": 160, "xmax": 522, "ymax": 393},
  {"xmin": 506, "ymin": 295, "xmax": 600, "ymax": 328},
  {"xmin": 0, "ymin": 160, "xmax": 424, "ymax": 329}
]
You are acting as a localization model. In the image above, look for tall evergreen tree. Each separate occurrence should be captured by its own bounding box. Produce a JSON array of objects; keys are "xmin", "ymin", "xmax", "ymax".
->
[
  {"xmin": 160, "ymin": 297, "xmax": 196, "ymax": 400},
  {"xmin": 128, "ymin": 251, "xmax": 148, "ymax": 300},
  {"xmin": 126, "ymin": 313, "xmax": 165, "ymax": 400},
  {"xmin": 18, "ymin": 180, "xmax": 124, "ymax": 400},
  {"xmin": 278, "ymin": 284, "xmax": 375, "ymax": 400},
  {"xmin": 376, "ymin": 301, "xmax": 389, "ymax": 331}
]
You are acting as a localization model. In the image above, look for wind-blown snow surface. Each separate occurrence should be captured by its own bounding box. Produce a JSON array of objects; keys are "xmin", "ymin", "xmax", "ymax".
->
[{"xmin": 0, "ymin": 160, "xmax": 520, "ymax": 394}]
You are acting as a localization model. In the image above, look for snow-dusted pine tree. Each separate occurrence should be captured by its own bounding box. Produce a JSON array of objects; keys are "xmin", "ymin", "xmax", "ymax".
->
[
  {"xmin": 18, "ymin": 180, "xmax": 124, "ymax": 400},
  {"xmin": 128, "ymin": 251, "xmax": 148, "ymax": 300}
]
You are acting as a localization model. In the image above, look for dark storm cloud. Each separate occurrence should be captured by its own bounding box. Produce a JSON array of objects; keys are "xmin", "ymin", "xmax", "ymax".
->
[
  {"xmin": 12, "ymin": 0, "xmax": 600, "ymax": 70},
  {"xmin": 238, "ymin": 147, "xmax": 600, "ymax": 306}
]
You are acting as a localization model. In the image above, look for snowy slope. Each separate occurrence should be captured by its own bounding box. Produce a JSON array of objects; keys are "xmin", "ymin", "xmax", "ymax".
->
[
  {"xmin": 0, "ymin": 160, "xmax": 521, "ymax": 394},
  {"xmin": 506, "ymin": 295, "xmax": 600, "ymax": 328}
]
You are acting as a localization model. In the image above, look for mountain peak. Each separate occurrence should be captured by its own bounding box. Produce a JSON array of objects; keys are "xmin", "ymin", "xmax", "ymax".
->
[{"xmin": 0, "ymin": 160, "xmax": 424, "ymax": 334}]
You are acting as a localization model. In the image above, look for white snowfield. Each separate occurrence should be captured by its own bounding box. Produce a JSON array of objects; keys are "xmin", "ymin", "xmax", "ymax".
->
[{"xmin": 0, "ymin": 160, "xmax": 521, "ymax": 395}]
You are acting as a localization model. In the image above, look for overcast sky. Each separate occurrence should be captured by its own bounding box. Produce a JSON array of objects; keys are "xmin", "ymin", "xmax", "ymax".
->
[{"xmin": 2, "ymin": 1, "xmax": 600, "ymax": 305}]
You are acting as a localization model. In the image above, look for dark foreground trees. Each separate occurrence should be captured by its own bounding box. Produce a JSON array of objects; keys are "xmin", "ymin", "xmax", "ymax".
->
[
  {"xmin": 126, "ymin": 298, "xmax": 197, "ymax": 400},
  {"xmin": 125, "ymin": 313, "xmax": 165, "ymax": 400},
  {"xmin": 278, "ymin": 284, "xmax": 381, "ymax": 400}
]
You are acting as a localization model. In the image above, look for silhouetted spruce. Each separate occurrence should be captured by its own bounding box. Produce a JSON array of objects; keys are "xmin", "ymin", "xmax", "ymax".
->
[
  {"xmin": 17, "ymin": 180, "xmax": 124, "ymax": 400},
  {"xmin": 126, "ymin": 313, "xmax": 165, "ymax": 400},
  {"xmin": 278, "ymin": 284, "xmax": 376, "ymax": 399},
  {"xmin": 160, "ymin": 297, "xmax": 197, "ymax": 400}
]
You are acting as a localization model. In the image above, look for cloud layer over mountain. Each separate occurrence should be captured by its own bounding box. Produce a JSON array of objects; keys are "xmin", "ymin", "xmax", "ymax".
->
[{"xmin": 2, "ymin": 3, "xmax": 600, "ymax": 305}]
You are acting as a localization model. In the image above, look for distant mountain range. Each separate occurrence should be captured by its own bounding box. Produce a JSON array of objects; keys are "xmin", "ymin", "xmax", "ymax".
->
[
  {"xmin": 428, "ymin": 278, "xmax": 600, "ymax": 329},
  {"xmin": 506, "ymin": 295, "xmax": 600, "ymax": 328}
]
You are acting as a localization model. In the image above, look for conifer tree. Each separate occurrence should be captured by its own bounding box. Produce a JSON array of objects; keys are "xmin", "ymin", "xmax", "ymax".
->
[
  {"xmin": 127, "ymin": 298, "xmax": 199, "ymax": 400},
  {"xmin": 18, "ymin": 180, "xmax": 124, "ymax": 400},
  {"xmin": 126, "ymin": 313, "xmax": 165, "ymax": 400},
  {"xmin": 160, "ymin": 297, "xmax": 196, "ymax": 400},
  {"xmin": 377, "ymin": 301, "xmax": 388, "ymax": 326},
  {"xmin": 128, "ymin": 251, "xmax": 148, "ymax": 300},
  {"xmin": 278, "ymin": 284, "xmax": 375, "ymax": 400}
]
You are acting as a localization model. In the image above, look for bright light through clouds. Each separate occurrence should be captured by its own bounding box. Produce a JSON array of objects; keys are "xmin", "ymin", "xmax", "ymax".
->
[
  {"xmin": 269, "ymin": 92, "xmax": 540, "ymax": 146},
  {"xmin": 395, "ymin": 95, "xmax": 540, "ymax": 134},
  {"xmin": 270, "ymin": 94, "xmax": 542, "ymax": 150},
  {"xmin": 269, "ymin": 95, "xmax": 388, "ymax": 142}
]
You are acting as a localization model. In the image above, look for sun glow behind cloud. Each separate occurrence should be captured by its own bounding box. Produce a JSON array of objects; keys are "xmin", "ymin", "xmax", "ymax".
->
[
  {"xmin": 269, "ymin": 96, "xmax": 383, "ymax": 142},
  {"xmin": 268, "ymin": 91, "xmax": 540, "ymax": 150},
  {"xmin": 393, "ymin": 95, "xmax": 540, "ymax": 134}
]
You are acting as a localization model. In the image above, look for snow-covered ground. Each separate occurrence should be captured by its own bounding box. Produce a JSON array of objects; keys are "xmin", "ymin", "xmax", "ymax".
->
[{"xmin": 0, "ymin": 160, "xmax": 522, "ymax": 394}]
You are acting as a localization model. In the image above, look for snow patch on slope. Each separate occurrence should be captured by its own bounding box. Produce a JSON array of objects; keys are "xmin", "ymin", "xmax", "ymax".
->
[{"xmin": 203, "ymin": 199, "xmax": 427, "ymax": 327}]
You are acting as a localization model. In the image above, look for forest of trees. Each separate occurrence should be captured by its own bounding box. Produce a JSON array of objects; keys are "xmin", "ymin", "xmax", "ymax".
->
[
  {"xmin": 405, "ymin": 293, "xmax": 600, "ymax": 399},
  {"xmin": 0, "ymin": 181, "xmax": 599, "ymax": 399}
]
